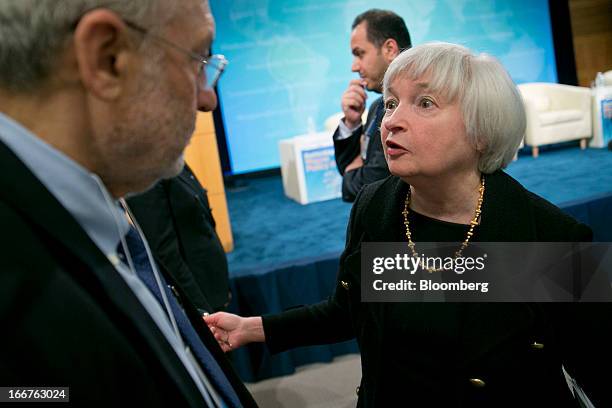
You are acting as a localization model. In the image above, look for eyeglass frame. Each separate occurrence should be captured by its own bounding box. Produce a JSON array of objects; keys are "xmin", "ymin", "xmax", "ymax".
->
[{"xmin": 122, "ymin": 19, "xmax": 228, "ymax": 90}]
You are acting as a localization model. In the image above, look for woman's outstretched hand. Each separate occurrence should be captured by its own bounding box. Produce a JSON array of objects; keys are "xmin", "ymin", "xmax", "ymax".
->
[{"xmin": 203, "ymin": 312, "xmax": 265, "ymax": 353}]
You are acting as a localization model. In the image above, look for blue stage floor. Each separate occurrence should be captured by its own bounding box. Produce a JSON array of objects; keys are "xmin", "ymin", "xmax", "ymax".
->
[{"xmin": 226, "ymin": 147, "xmax": 612, "ymax": 276}]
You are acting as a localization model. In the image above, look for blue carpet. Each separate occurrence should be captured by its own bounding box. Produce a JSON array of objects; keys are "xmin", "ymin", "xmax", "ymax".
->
[
  {"xmin": 226, "ymin": 147, "xmax": 612, "ymax": 276},
  {"xmin": 505, "ymin": 148, "xmax": 612, "ymax": 205},
  {"xmin": 225, "ymin": 177, "xmax": 351, "ymax": 277}
]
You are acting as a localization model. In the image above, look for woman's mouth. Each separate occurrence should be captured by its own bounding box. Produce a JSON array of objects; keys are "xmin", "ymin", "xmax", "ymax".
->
[{"xmin": 385, "ymin": 139, "xmax": 408, "ymax": 157}]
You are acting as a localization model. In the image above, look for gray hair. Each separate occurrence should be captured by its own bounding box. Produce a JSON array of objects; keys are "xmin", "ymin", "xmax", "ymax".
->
[
  {"xmin": 383, "ymin": 42, "xmax": 525, "ymax": 173},
  {"xmin": 0, "ymin": 0, "xmax": 175, "ymax": 92}
]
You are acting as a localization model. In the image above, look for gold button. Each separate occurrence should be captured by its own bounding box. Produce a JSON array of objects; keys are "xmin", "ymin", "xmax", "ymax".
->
[
  {"xmin": 341, "ymin": 280, "xmax": 350, "ymax": 290},
  {"xmin": 469, "ymin": 378, "xmax": 486, "ymax": 387},
  {"xmin": 355, "ymin": 386, "xmax": 360, "ymax": 396},
  {"xmin": 531, "ymin": 342, "xmax": 544, "ymax": 350}
]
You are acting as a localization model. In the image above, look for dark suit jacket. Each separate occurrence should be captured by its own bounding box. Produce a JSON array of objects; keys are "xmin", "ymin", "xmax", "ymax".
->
[
  {"xmin": 128, "ymin": 165, "xmax": 230, "ymax": 313},
  {"xmin": 263, "ymin": 171, "xmax": 610, "ymax": 407},
  {"xmin": 333, "ymin": 96, "xmax": 390, "ymax": 202},
  {"xmin": 0, "ymin": 142, "xmax": 256, "ymax": 407}
]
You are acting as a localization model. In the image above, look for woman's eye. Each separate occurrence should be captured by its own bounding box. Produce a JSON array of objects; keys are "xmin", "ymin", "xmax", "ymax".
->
[
  {"xmin": 384, "ymin": 100, "xmax": 398, "ymax": 110},
  {"xmin": 419, "ymin": 98, "xmax": 434, "ymax": 109}
]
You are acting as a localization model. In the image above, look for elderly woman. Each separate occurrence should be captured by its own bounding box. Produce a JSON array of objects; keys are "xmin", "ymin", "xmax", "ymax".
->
[{"xmin": 205, "ymin": 43, "xmax": 609, "ymax": 407}]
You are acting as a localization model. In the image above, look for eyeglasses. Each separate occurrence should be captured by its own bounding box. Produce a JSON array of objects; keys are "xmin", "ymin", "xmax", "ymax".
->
[{"xmin": 123, "ymin": 20, "xmax": 227, "ymax": 90}]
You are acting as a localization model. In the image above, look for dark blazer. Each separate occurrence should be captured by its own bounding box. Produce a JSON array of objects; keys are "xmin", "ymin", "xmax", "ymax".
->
[
  {"xmin": 0, "ymin": 142, "xmax": 256, "ymax": 407},
  {"xmin": 263, "ymin": 171, "xmax": 610, "ymax": 407},
  {"xmin": 128, "ymin": 165, "xmax": 230, "ymax": 313},
  {"xmin": 333, "ymin": 96, "xmax": 390, "ymax": 202}
]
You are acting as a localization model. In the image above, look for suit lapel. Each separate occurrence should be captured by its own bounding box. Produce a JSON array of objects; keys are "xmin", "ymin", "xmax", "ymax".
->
[
  {"xmin": 0, "ymin": 142, "xmax": 100, "ymax": 264},
  {"xmin": 178, "ymin": 278, "xmax": 258, "ymax": 407},
  {"xmin": 364, "ymin": 177, "xmax": 408, "ymax": 243},
  {"xmin": 0, "ymin": 142, "xmax": 206, "ymax": 404},
  {"xmin": 478, "ymin": 171, "xmax": 537, "ymax": 242}
]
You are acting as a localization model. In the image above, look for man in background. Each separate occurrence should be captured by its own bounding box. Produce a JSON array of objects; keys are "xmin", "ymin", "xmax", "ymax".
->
[
  {"xmin": 334, "ymin": 9, "xmax": 411, "ymax": 202},
  {"xmin": 0, "ymin": 0, "xmax": 255, "ymax": 406}
]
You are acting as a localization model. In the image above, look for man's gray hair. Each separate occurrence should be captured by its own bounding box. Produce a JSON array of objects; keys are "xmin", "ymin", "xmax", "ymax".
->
[
  {"xmin": 0, "ymin": 0, "xmax": 173, "ymax": 92},
  {"xmin": 383, "ymin": 42, "xmax": 525, "ymax": 173}
]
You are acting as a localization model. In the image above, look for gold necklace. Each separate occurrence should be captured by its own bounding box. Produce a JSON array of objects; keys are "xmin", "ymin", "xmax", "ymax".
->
[{"xmin": 402, "ymin": 176, "xmax": 485, "ymax": 273}]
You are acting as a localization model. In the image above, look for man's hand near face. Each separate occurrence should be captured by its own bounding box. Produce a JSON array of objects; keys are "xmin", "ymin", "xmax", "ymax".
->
[
  {"xmin": 341, "ymin": 79, "xmax": 367, "ymax": 129},
  {"xmin": 344, "ymin": 154, "xmax": 364, "ymax": 172}
]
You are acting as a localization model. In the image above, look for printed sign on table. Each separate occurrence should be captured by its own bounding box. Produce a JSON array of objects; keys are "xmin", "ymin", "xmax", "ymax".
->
[{"xmin": 302, "ymin": 147, "xmax": 341, "ymax": 203}]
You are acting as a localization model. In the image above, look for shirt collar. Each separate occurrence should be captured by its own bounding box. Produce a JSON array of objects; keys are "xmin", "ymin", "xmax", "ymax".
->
[{"xmin": 0, "ymin": 112, "xmax": 130, "ymax": 256}]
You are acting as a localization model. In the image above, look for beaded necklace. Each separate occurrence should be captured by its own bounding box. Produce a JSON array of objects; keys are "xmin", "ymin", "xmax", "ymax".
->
[{"xmin": 402, "ymin": 176, "xmax": 485, "ymax": 273}]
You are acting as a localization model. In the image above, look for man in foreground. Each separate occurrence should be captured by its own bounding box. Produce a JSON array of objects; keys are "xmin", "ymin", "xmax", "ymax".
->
[{"xmin": 0, "ymin": 1, "xmax": 255, "ymax": 406}]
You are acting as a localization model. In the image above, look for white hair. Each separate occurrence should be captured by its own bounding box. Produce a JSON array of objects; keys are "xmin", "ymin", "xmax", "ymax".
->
[
  {"xmin": 0, "ymin": 0, "xmax": 176, "ymax": 92},
  {"xmin": 383, "ymin": 42, "xmax": 525, "ymax": 173}
]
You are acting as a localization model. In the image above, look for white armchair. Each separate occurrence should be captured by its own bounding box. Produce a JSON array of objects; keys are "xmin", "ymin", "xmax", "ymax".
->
[
  {"xmin": 603, "ymin": 70, "xmax": 612, "ymax": 86},
  {"xmin": 518, "ymin": 83, "xmax": 592, "ymax": 157}
]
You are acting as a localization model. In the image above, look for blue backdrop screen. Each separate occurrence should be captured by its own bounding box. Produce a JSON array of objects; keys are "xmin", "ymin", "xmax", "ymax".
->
[{"xmin": 210, "ymin": 0, "xmax": 557, "ymax": 174}]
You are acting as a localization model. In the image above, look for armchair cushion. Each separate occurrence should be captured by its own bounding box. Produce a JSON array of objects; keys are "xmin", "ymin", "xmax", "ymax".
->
[
  {"xmin": 539, "ymin": 109, "xmax": 583, "ymax": 126},
  {"xmin": 532, "ymin": 95, "xmax": 551, "ymax": 111}
]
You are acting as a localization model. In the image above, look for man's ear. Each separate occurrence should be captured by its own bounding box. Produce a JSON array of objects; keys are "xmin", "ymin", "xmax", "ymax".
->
[
  {"xmin": 382, "ymin": 38, "xmax": 400, "ymax": 62},
  {"xmin": 73, "ymin": 9, "xmax": 133, "ymax": 101}
]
